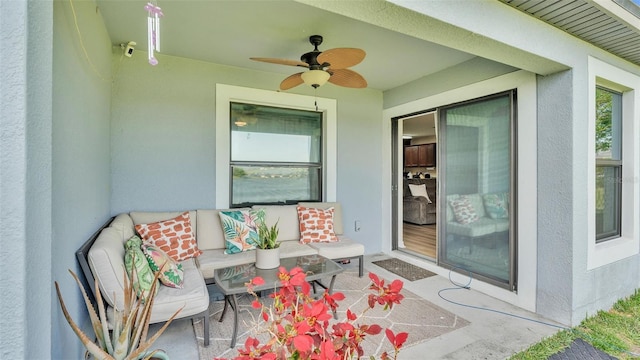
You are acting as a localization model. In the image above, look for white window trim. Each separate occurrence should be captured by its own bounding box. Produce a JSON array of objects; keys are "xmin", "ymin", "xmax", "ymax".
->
[
  {"xmin": 587, "ymin": 57, "xmax": 640, "ymax": 269},
  {"xmin": 215, "ymin": 84, "xmax": 337, "ymax": 208}
]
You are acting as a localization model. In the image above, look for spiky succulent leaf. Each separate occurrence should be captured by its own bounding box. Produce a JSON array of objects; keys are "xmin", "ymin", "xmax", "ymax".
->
[
  {"xmin": 55, "ymin": 281, "xmax": 114, "ymax": 360},
  {"xmin": 67, "ymin": 270, "xmax": 108, "ymax": 352}
]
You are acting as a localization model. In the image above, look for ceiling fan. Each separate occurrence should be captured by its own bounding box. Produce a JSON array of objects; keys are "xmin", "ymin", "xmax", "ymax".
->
[{"xmin": 250, "ymin": 35, "xmax": 367, "ymax": 90}]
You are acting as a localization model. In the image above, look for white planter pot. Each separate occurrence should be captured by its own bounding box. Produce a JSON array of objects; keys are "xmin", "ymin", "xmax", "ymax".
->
[{"xmin": 255, "ymin": 247, "xmax": 280, "ymax": 269}]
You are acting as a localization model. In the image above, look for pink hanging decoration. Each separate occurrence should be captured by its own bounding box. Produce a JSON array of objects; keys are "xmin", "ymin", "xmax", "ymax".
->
[{"xmin": 145, "ymin": 2, "xmax": 163, "ymax": 66}]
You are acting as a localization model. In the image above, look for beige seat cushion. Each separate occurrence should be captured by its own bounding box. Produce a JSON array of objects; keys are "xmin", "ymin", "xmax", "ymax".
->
[
  {"xmin": 149, "ymin": 258, "xmax": 209, "ymax": 322},
  {"xmin": 307, "ymin": 236, "xmax": 364, "ymax": 260},
  {"xmin": 278, "ymin": 240, "xmax": 318, "ymax": 258},
  {"xmin": 447, "ymin": 217, "xmax": 497, "ymax": 237},
  {"xmin": 197, "ymin": 249, "xmax": 256, "ymax": 280}
]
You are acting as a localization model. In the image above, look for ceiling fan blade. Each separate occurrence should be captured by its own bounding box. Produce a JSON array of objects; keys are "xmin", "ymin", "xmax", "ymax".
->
[
  {"xmin": 328, "ymin": 69, "xmax": 367, "ymax": 88},
  {"xmin": 280, "ymin": 72, "xmax": 304, "ymax": 90},
  {"xmin": 317, "ymin": 48, "xmax": 366, "ymax": 69},
  {"xmin": 250, "ymin": 57, "xmax": 309, "ymax": 67}
]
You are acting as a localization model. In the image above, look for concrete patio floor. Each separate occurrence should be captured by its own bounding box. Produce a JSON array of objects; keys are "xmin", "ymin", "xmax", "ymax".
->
[{"xmin": 149, "ymin": 253, "xmax": 563, "ymax": 360}]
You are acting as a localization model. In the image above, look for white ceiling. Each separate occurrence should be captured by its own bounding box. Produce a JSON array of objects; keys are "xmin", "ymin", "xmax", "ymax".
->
[
  {"xmin": 96, "ymin": 0, "xmax": 477, "ymax": 91},
  {"xmin": 403, "ymin": 112, "xmax": 436, "ymax": 139}
]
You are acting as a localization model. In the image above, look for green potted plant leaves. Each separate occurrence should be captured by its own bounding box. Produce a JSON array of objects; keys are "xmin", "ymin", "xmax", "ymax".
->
[
  {"xmin": 55, "ymin": 268, "xmax": 181, "ymax": 360},
  {"xmin": 255, "ymin": 218, "xmax": 280, "ymax": 269}
]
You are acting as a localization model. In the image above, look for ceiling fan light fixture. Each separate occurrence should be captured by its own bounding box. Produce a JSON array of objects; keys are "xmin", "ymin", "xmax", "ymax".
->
[{"xmin": 301, "ymin": 69, "xmax": 330, "ymax": 88}]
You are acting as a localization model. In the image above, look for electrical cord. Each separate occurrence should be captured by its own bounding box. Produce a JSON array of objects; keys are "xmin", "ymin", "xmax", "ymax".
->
[{"xmin": 437, "ymin": 267, "xmax": 640, "ymax": 357}]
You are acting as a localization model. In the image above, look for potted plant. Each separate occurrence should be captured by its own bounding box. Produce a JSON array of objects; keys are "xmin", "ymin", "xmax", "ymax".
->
[
  {"xmin": 55, "ymin": 268, "xmax": 181, "ymax": 360},
  {"xmin": 255, "ymin": 218, "xmax": 280, "ymax": 269}
]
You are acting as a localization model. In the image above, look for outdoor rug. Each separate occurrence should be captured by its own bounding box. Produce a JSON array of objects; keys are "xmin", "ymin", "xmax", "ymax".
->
[
  {"xmin": 193, "ymin": 269, "xmax": 468, "ymax": 359},
  {"xmin": 372, "ymin": 258, "xmax": 437, "ymax": 281},
  {"xmin": 548, "ymin": 338, "xmax": 618, "ymax": 360}
]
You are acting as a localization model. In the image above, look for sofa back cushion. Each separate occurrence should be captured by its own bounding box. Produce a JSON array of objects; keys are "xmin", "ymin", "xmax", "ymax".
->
[
  {"xmin": 297, "ymin": 202, "xmax": 343, "ymax": 235},
  {"xmin": 88, "ymin": 226, "xmax": 127, "ymax": 310},
  {"xmin": 109, "ymin": 213, "xmax": 135, "ymax": 240},
  {"xmin": 130, "ymin": 211, "xmax": 197, "ymax": 230},
  {"xmin": 196, "ymin": 208, "xmax": 249, "ymax": 250},
  {"xmin": 252, "ymin": 205, "xmax": 300, "ymax": 241}
]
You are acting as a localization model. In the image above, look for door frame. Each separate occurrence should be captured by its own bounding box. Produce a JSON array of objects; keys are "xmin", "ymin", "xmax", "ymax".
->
[{"xmin": 391, "ymin": 110, "xmax": 438, "ymax": 259}]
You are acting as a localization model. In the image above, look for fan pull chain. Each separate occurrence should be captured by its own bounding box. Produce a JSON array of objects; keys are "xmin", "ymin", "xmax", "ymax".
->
[{"xmin": 314, "ymin": 88, "xmax": 319, "ymax": 111}]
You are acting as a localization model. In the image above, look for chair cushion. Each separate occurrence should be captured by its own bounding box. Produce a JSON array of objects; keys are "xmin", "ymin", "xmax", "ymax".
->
[
  {"xmin": 148, "ymin": 258, "xmax": 210, "ymax": 322},
  {"xmin": 197, "ymin": 249, "xmax": 256, "ymax": 280},
  {"xmin": 307, "ymin": 236, "xmax": 364, "ymax": 259},
  {"xmin": 447, "ymin": 217, "xmax": 498, "ymax": 237},
  {"xmin": 110, "ymin": 213, "xmax": 135, "ymax": 240},
  {"xmin": 88, "ymin": 227, "xmax": 126, "ymax": 309},
  {"xmin": 278, "ymin": 240, "xmax": 318, "ymax": 258}
]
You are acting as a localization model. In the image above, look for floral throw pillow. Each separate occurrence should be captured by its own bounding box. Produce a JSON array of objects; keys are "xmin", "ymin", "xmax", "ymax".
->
[
  {"xmin": 124, "ymin": 235, "xmax": 158, "ymax": 300},
  {"xmin": 135, "ymin": 211, "xmax": 202, "ymax": 262},
  {"xmin": 449, "ymin": 196, "xmax": 479, "ymax": 224},
  {"xmin": 219, "ymin": 209, "xmax": 264, "ymax": 254},
  {"xmin": 142, "ymin": 244, "xmax": 184, "ymax": 288},
  {"xmin": 297, "ymin": 206, "xmax": 338, "ymax": 244},
  {"xmin": 483, "ymin": 192, "xmax": 509, "ymax": 219}
]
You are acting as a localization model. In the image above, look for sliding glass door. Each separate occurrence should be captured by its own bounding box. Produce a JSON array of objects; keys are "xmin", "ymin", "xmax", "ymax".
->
[{"xmin": 438, "ymin": 91, "xmax": 516, "ymax": 289}]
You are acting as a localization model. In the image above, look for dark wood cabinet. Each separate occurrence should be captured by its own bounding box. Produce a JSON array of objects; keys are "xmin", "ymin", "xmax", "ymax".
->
[
  {"xmin": 404, "ymin": 146, "xmax": 419, "ymax": 167},
  {"xmin": 421, "ymin": 143, "xmax": 436, "ymax": 167},
  {"xmin": 404, "ymin": 143, "xmax": 436, "ymax": 167}
]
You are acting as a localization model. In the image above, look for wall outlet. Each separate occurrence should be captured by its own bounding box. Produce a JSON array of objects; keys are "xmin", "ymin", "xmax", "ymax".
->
[{"xmin": 355, "ymin": 220, "xmax": 361, "ymax": 232}]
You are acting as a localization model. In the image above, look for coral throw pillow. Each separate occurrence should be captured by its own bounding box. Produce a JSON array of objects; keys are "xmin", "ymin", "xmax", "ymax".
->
[
  {"xmin": 297, "ymin": 206, "xmax": 338, "ymax": 244},
  {"xmin": 449, "ymin": 196, "xmax": 479, "ymax": 224},
  {"xmin": 135, "ymin": 211, "xmax": 201, "ymax": 262},
  {"xmin": 142, "ymin": 244, "xmax": 184, "ymax": 288},
  {"xmin": 218, "ymin": 209, "xmax": 263, "ymax": 254},
  {"xmin": 124, "ymin": 235, "xmax": 158, "ymax": 300}
]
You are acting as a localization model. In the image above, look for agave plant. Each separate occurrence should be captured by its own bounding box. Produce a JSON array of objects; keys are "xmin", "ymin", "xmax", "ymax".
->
[{"xmin": 55, "ymin": 268, "xmax": 182, "ymax": 360}]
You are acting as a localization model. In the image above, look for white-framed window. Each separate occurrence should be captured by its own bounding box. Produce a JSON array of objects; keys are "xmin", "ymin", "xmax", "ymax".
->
[
  {"xmin": 595, "ymin": 86, "xmax": 622, "ymax": 242},
  {"xmin": 229, "ymin": 102, "xmax": 323, "ymax": 207},
  {"xmin": 215, "ymin": 84, "xmax": 337, "ymax": 209},
  {"xmin": 587, "ymin": 57, "xmax": 640, "ymax": 269}
]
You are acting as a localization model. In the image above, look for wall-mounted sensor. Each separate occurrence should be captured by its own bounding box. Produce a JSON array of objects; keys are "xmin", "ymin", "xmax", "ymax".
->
[{"xmin": 123, "ymin": 41, "xmax": 136, "ymax": 57}]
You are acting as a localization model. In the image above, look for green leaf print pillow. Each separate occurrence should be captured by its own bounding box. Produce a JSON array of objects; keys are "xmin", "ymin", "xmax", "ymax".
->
[
  {"xmin": 124, "ymin": 235, "xmax": 158, "ymax": 300},
  {"xmin": 218, "ymin": 209, "xmax": 264, "ymax": 254}
]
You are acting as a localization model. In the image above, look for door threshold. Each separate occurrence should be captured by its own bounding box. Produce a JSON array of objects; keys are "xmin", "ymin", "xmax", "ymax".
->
[{"xmin": 397, "ymin": 247, "xmax": 436, "ymax": 263}]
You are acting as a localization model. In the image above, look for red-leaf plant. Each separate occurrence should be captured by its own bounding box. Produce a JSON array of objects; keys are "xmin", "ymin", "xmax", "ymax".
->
[{"xmin": 215, "ymin": 267, "xmax": 409, "ymax": 360}]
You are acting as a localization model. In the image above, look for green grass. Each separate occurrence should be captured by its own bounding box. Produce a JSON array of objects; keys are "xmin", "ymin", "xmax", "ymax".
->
[{"xmin": 509, "ymin": 289, "xmax": 640, "ymax": 360}]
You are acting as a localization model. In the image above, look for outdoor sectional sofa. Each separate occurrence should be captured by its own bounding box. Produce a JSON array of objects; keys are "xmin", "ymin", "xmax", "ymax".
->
[
  {"xmin": 77, "ymin": 202, "xmax": 364, "ymax": 347},
  {"xmin": 446, "ymin": 193, "xmax": 509, "ymax": 252}
]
